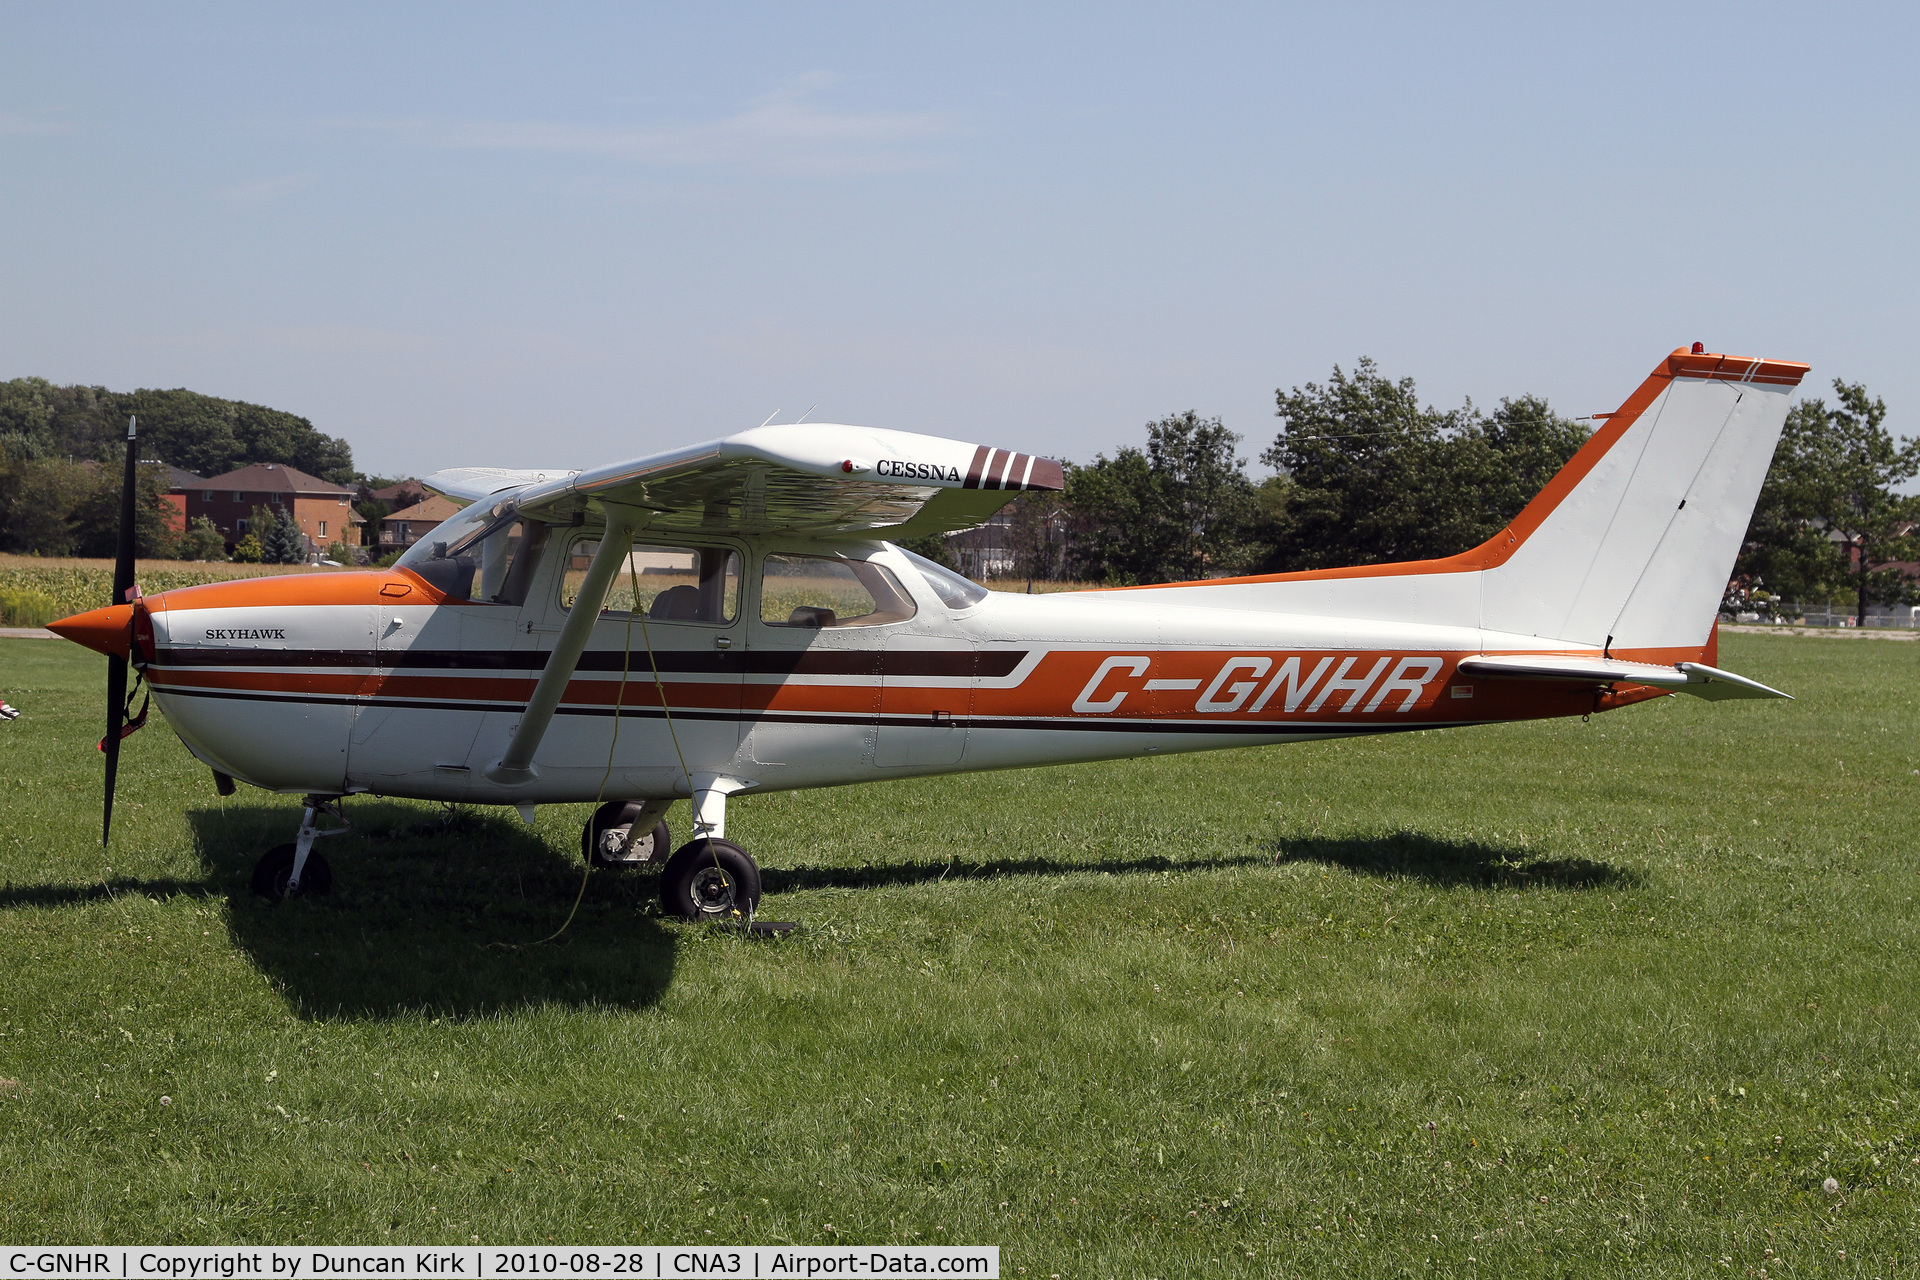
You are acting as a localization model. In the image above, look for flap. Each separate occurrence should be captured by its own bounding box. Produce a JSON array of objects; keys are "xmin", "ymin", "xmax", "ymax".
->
[
  {"xmin": 423, "ymin": 424, "xmax": 1061, "ymax": 538},
  {"xmin": 1457, "ymin": 654, "xmax": 1790, "ymax": 701}
]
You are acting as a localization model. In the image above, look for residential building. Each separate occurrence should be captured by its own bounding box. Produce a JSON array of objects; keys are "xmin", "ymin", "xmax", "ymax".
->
[
  {"xmin": 148, "ymin": 462, "xmax": 202, "ymax": 534},
  {"xmin": 185, "ymin": 462, "xmax": 361, "ymax": 556},
  {"xmin": 946, "ymin": 510, "xmax": 1018, "ymax": 580},
  {"xmin": 379, "ymin": 495, "xmax": 463, "ymax": 553},
  {"xmin": 370, "ymin": 479, "xmax": 430, "ymax": 510}
]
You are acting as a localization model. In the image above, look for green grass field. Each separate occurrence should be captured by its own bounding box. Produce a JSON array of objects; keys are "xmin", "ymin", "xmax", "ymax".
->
[{"xmin": 1, "ymin": 632, "xmax": 1916, "ymax": 1276}]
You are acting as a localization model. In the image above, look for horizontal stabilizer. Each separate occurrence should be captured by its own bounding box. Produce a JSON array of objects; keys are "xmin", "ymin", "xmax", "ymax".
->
[{"xmin": 1458, "ymin": 655, "xmax": 1790, "ymax": 701}]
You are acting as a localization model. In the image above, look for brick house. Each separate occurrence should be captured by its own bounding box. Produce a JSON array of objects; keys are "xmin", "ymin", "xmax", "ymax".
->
[
  {"xmin": 149, "ymin": 462, "xmax": 203, "ymax": 534},
  {"xmin": 185, "ymin": 463, "xmax": 361, "ymax": 555},
  {"xmin": 370, "ymin": 479, "xmax": 430, "ymax": 510},
  {"xmin": 378, "ymin": 495, "xmax": 463, "ymax": 554}
]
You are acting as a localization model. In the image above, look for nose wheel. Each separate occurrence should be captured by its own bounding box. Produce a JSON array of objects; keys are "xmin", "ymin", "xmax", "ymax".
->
[
  {"xmin": 251, "ymin": 843, "xmax": 333, "ymax": 898},
  {"xmin": 660, "ymin": 838, "xmax": 761, "ymax": 921},
  {"xmin": 252, "ymin": 795, "xmax": 349, "ymax": 899}
]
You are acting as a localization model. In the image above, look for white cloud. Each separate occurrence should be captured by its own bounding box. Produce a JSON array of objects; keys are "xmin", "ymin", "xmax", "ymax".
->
[
  {"xmin": 333, "ymin": 74, "xmax": 957, "ymax": 175},
  {"xmin": 0, "ymin": 113, "xmax": 72, "ymax": 136},
  {"xmin": 214, "ymin": 172, "xmax": 319, "ymax": 204},
  {"xmin": 153, "ymin": 325, "xmax": 435, "ymax": 356}
]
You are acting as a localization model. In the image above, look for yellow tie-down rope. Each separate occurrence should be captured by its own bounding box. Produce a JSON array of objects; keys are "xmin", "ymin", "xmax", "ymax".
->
[{"xmin": 524, "ymin": 532, "xmax": 729, "ymax": 945}]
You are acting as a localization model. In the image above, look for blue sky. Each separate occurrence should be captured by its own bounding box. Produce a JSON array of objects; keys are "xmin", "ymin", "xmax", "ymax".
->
[{"xmin": 2, "ymin": 3, "xmax": 1914, "ymax": 479}]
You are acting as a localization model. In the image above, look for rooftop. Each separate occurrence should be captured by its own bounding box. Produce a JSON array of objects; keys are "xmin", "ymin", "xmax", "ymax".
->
[
  {"xmin": 144, "ymin": 461, "xmax": 206, "ymax": 489},
  {"xmin": 198, "ymin": 462, "xmax": 354, "ymax": 495},
  {"xmin": 383, "ymin": 495, "xmax": 465, "ymax": 524}
]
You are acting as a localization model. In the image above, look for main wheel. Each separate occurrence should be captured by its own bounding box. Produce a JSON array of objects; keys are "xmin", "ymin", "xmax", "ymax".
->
[
  {"xmin": 251, "ymin": 844, "xmax": 333, "ymax": 899},
  {"xmin": 660, "ymin": 838, "xmax": 761, "ymax": 922},
  {"xmin": 581, "ymin": 801, "xmax": 671, "ymax": 868}
]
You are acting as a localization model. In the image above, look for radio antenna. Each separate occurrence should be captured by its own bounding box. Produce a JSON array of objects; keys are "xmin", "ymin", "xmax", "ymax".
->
[
  {"xmin": 758, "ymin": 409, "xmax": 782, "ymax": 429},
  {"xmin": 794, "ymin": 404, "xmax": 818, "ymax": 424}
]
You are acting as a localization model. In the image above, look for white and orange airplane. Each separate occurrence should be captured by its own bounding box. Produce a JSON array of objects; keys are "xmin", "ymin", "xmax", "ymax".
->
[{"xmin": 53, "ymin": 346, "xmax": 1803, "ymax": 919}]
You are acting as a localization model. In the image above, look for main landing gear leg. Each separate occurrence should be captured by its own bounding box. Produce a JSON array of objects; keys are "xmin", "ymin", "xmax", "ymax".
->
[
  {"xmin": 659, "ymin": 776, "xmax": 762, "ymax": 922},
  {"xmin": 251, "ymin": 796, "xmax": 350, "ymax": 899},
  {"xmin": 581, "ymin": 799, "xmax": 672, "ymax": 868}
]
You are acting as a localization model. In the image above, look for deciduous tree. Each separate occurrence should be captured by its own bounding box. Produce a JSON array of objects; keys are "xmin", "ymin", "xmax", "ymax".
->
[
  {"xmin": 1738, "ymin": 379, "xmax": 1918, "ymax": 624},
  {"xmin": 1259, "ymin": 360, "xmax": 1586, "ymax": 572},
  {"xmin": 1065, "ymin": 411, "xmax": 1259, "ymax": 584},
  {"xmin": 67, "ymin": 452, "xmax": 179, "ymax": 559},
  {"xmin": 178, "ymin": 516, "xmax": 227, "ymax": 562}
]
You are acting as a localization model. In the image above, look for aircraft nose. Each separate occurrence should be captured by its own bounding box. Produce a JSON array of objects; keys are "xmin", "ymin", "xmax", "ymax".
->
[{"xmin": 48, "ymin": 604, "xmax": 135, "ymax": 658}]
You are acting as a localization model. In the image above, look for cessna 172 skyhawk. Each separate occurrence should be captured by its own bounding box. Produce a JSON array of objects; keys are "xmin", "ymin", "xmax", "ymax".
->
[{"xmin": 52, "ymin": 346, "xmax": 1803, "ymax": 920}]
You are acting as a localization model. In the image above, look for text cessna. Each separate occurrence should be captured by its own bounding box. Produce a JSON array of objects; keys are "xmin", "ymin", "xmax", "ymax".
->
[{"xmin": 1070, "ymin": 653, "xmax": 1450, "ymax": 716}]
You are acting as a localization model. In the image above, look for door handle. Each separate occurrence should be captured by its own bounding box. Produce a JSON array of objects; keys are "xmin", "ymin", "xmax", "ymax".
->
[{"xmin": 715, "ymin": 636, "xmax": 733, "ymax": 649}]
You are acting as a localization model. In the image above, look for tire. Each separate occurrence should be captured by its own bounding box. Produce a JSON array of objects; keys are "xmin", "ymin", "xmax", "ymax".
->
[
  {"xmin": 659, "ymin": 838, "xmax": 761, "ymax": 922},
  {"xmin": 251, "ymin": 843, "xmax": 333, "ymax": 899},
  {"xmin": 581, "ymin": 801, "xmax": 671, "ymax": 868}
]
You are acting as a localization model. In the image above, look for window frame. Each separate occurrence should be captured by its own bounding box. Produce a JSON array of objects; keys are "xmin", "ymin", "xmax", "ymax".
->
[
  {"xmin": 557, "ymin": 531, "xmax": 746, "ymax": 627},
  {"xmin": 753, "ymin": 547, "xmax": 919, "ymax": 630}
]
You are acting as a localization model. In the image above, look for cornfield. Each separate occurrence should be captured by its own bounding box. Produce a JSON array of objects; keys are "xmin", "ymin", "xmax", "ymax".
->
[{"xmin": 0, "ymin": 556, "xmax": 341, "ymax": 624}]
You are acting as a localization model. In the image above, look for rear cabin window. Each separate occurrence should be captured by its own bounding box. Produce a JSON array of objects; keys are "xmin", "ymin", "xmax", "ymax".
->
[
  {"xmin": 759, "ymin": 554, "xmax": 916, "ymax": 628},
  {"xmin": 562, "ymin": 539, "xmax": 741, "ymax": 624}
]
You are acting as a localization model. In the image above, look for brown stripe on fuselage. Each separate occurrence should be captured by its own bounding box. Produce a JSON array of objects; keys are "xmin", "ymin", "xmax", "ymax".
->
[{"xmin": 150, "ymin": 646, "xmax": 1023, "ymax": 679}]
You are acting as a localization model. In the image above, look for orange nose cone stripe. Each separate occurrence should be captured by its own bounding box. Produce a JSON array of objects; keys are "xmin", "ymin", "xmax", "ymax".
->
[{"xmin": 48, "ymin": 604, "xmax": 135, "ymax": 658}]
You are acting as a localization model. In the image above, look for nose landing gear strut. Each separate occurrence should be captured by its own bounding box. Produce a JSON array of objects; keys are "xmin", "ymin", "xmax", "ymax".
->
[{"xmin": 251, "ymin": 796, "xmax": 351, "ymax": 899}]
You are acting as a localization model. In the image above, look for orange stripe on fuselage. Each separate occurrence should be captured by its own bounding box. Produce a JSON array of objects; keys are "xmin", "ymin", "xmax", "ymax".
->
[
  {"xmin": 147, "ymin": 645, "xmax": 1660, "ymax": 730},
  {"xmin": 149, "ymin": 668, "xmax": 367, "ymax": 699},
  {"xmin": 145, "ymin": 568, "xmax": 455, "ymax": 612},
  {"xmin": 138, "ymin": 619, "xmax": 1678, "ymax": 733}
]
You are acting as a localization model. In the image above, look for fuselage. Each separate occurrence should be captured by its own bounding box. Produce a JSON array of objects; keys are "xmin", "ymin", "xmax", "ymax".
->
[{"xmin": 133, "ymin": 535, "xmax": 1640, "ymax": 804}]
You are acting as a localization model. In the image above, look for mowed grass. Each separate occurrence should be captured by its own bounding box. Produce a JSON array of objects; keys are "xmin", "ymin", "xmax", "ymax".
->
[{"xmin": 1, "ymin": 634, "xmax": 1917, "ymax": 1276}]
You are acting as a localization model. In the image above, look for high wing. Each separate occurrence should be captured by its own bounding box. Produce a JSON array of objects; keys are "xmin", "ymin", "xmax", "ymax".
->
[
  {"xmin": 1457, "ymin": 654, "xmax": 1790, "ymax": 701},
  {"xmin": 422, "ymin": 423, "xmax": 1063, "ymax": 540},
  {"xmin": 421, "ymin": 467, "xmax": 576, "ymax": 502}
]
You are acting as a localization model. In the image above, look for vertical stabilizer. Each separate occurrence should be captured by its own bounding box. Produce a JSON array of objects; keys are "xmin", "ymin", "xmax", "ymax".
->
[{"xmin": 1479, "ymin": 350, "xmax": 1806, "ymax": 655}]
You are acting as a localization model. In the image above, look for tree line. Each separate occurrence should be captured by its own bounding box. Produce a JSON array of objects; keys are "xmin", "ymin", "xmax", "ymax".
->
[
  {"xmin": 3, "ymin": 366, "xmax": 1911, "ymax": 619},
  {"xmin": 998, "ymin": 360, "xmax": 1917, "ymax": 623},
  {"xmin": 0, "ymin": 377, "xmax": 359, "ymax": 559}
]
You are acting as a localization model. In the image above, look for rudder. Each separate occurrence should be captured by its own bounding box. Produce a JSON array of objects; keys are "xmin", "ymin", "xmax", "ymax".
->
[{"xmin": 1478, "ymin": 349, "xmax": 1807, "ymax": 658}]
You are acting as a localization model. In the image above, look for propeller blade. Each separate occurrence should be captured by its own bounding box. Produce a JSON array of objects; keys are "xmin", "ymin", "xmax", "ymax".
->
[
  {"xmin": 103, "ymin": 653, "xmax": 126, "ymax": 845},
  {"xmin": 103, "ymin": 415, "xmax": 138, "ymax": 847}
]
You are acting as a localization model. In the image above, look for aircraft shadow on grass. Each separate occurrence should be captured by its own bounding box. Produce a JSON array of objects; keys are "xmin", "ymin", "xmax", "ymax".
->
[
  {"xmin": 0, "ymin": 877, "xmax": 212, "ymax": 910},
  {"xmin": 179, "ymin": 803, "xmax": 677, "ymax": 1021},
  {"xmin": 757, "ymin": 852, "xmax": 1277, "ymax": 894},
  {"xmin": 1274, "ymin": 831, "xmax": 1640, "ymax": 890}
]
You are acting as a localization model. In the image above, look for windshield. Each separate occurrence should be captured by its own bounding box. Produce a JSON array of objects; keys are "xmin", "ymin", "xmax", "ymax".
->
[
  {"xmin": 395, "ymin": 499, "xmax": 488, "ymax": 572},
  {"xmin": 395, "ymin": 497, "xmax": 545, "ymax": 603},
  {"xmin": 896, "ymin": 546, "xmax": 989, "ymax": 611}
]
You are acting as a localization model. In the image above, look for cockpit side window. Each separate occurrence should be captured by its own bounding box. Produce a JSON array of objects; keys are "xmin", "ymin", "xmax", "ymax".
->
[
  {"xmin": 759, "ymin": 554, "xmax": 917, "ymax": 628},
  {"xmin": 561, "ymin": 538, "xmax": 741, "ymax": 624}
]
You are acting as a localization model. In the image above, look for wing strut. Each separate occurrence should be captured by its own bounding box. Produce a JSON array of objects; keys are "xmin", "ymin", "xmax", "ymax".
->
[{"xmin": 484, "ymin": 506, "xmax": 639, "ymax": 786}]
